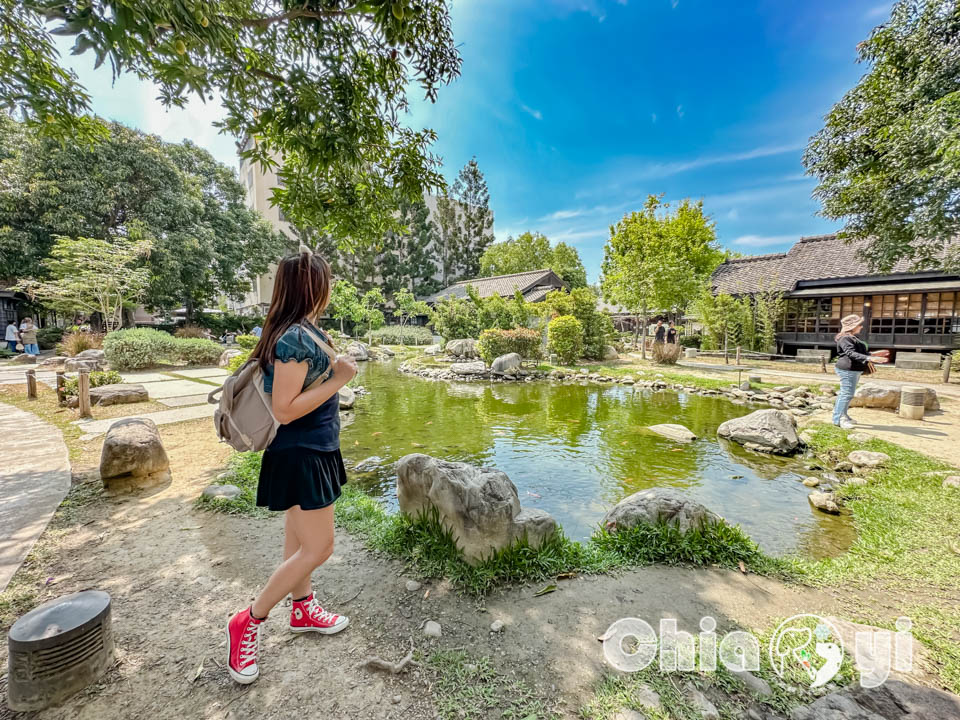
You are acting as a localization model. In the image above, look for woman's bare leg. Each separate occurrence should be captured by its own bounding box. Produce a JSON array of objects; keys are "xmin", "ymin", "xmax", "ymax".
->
[
  {"xmin": 251, "ymin": 505, "xmax": 334, "ymax": 618},
  {"xmin": 282, "ymin": 510, "xmax": 313, "ymax": 601}
]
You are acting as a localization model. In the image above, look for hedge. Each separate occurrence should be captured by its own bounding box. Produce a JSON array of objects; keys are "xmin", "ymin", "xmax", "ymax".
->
[
  {"xmin": 476, "ymin": 328, "xmax": 543, "ymax": 365},
  {"xmin": 63, "ymin": 370, "xmax": 123, "ymax": 397},
  {"xmin": 103, "ymin": 328, "xmax": 222, "ymax": 370},
  {"xmin": 547, "ymin": 315, "xmax": 584, "ymax": 365},
  {"xmin": 368, "ymin": 325, "xmax": 434, "ymax": 346}
]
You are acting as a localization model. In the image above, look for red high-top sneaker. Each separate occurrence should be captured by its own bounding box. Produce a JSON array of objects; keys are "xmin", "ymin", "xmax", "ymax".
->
[
  {"xmin": 289, "ymin": 593, "xmax": 349, "ymax": 634},
  {"xmin": 226, "ymin": 608, "xmax": 263, "ymax": 684}
]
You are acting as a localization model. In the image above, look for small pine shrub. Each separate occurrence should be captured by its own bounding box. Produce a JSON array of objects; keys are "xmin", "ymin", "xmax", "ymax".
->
[
  {"xmin": 37, "ymin": 326, "xmax": 65, "ymax": 350},
  {"xmin": 63, "ymin": 370, "xmax": 124, "ymax": 397},
  {"xmin": 57, "ymin": 331, "xmax": 104, "ymax": 357},
  {"xmin": 235, "ymin": 334, "xmax": 259, "ymax": 350},
  {"xmin": 174, "ymin": 324, "xmax": 208, "ymax": 338},
  {"xmin": 652, "ymin": 341, "xmax": 682, "ymax": 365},
  {"xmin": 476, "ymin": 328, "xmax": 543, "ymax": 365},
  {"xmin": 173, "ymin": 338, "xmax": 223, "ymax": 366},
  {"xmin": 368, "ymin": 325, "xmax": 434, "ymax": 346},
  {"xmin": 679, "ymin": 333, "xmax": 701, "ymax": 349},
  {"xmin": 547, "ymin": 315, "xmax": 584, "ymax": 365}
]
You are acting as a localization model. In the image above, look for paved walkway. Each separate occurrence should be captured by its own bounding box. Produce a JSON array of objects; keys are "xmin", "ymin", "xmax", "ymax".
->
[
  {"xmin": 73, "ymin": 403, "xmax": 216, "ymax": 438},
  {"xmin": 0, "ymin": 402, "xmax": 71, "ymax": 593}
]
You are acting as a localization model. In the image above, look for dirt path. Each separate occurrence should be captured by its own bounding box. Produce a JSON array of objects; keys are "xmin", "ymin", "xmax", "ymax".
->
[{"xmin": 0, "ymin": 417, "xmax": 839, "ymax": 720}]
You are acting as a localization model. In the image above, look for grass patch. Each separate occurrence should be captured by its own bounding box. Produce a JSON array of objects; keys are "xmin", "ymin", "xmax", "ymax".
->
[
  {"xmin": 193, "ymin": 451, "xmax": 269, "ymax": 517},
  {"xmin": 427, "ymin": 650, "xmax": 562, "ymax": 719},
  {"xmin": 162, "ymin": 371, "xmax": 223, "ymax": 387}
]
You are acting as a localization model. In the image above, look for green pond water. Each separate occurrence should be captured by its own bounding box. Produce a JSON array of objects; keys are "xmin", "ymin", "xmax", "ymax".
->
[{"xmin": 340, "ymin": 361, "xmax": 855, "ymax": 559}]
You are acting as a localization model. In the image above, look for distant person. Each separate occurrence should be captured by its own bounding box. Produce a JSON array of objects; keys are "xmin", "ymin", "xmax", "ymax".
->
[
  {"xmin": 251, "ymin": 325, "xmax": 263, "ymax": 338},
  {"xmin": 666, "ymin": 322, "xmax": 678, "ymax": 344},
  {"xmin": 654, "ymin": 320, "xmax": 666, "ymax": 344},
  {"xmin": 5, "ymin": 320, "xmax": 20, "ymax": 352},
  {"xmin": 833, "ymin": 314, "xmax": 888, "ymax": 429},
  {"xmin": 18, "ymin": 317, "xmax": 30, "ymax": 332},
  {"xmin": 19, "ymin": 318, "xmax": 39, "ymax": 356}
]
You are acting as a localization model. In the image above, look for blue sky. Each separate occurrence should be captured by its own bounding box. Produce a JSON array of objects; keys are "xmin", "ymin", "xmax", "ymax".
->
[{"xmin": 59, "ymin": 0, "xmax": 895, "ymax": 282}]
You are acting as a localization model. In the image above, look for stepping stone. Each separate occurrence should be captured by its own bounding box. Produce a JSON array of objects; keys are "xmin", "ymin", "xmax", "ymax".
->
[
  {"xmin": 72, "ymin": 403, "xmax": 215, "ymax": 436},
  {"xmin": 137, "ymin": 379, "xmax": 215, "ymax": 399},
  {"xmin": 158, "ymin": 394, "xmax": 211, "ymax": 408},
  {"xmin": 172, "ymin": 367, "xmax": 230, "ymax": 378},
  {"xmin": 119, "ymin": 372, "xmax": 172, "ymax": 383}
]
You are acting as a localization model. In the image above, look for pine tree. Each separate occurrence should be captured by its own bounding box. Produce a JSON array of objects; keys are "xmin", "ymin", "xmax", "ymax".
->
[
  {"xmin": 450, "ymin": 157, "xmax": 495, "ymax": 280},
  {"xmin": 380, "ymin": 195, "xmax": 441, "ymax": 297}
]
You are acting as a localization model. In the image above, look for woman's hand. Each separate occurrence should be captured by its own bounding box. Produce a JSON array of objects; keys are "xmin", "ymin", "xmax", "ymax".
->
[
  {"xmin": 870, "ymin": 355, "xmax": 889, "ymax": 364},
  {"xmin": 332, "ymin": 354, "xmax": 358, "ymax": 384}
]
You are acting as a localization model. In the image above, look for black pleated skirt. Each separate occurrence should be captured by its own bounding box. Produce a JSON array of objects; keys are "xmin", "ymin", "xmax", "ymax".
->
[{"xmin": 256, "ymin": 447, "xmax": 347, "ymax": 511}]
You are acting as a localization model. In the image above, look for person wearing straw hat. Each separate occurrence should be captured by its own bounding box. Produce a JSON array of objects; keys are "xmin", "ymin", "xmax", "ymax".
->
[{"xmin": 833, "ymin": 314, "xmax": 888, "ymax": 429}]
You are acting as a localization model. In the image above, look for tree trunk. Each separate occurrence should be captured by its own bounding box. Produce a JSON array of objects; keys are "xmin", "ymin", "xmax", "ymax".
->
[{"xmin": 640, "ymin": 306, "xmax": 648, "ymax": 360}]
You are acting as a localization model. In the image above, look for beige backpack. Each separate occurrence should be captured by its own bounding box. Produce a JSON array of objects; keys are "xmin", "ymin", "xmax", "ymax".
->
[{"xmin": 208, "ymin": 323, "xmax": 338, "ymax": 452}]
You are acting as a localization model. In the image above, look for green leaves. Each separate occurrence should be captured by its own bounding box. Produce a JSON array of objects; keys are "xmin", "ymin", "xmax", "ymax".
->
[{"xmin": 479, "ymin": 232, "xmax": 588, "ymax": 289}]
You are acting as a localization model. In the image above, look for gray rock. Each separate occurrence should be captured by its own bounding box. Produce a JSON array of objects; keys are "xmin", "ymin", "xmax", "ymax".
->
[
  {"xmin": 202, "ymin": 484, "xmax": 242, "ymax": 500},
  {"xmin": 423, "ymin": 343, "xmax": 444, "ymax": 356},
  {"xmin": 38, "ymin": 355, "xmax": 69, "ymax": 367},
  {"xmin": 647, "ymin": 423, "xmax": 697, "ymax": 442},
  {"xmin": 789, "ymin": 679, "xmax": 960, "ymax": 720},
  {"xmin": 846, "ymin": 432, "xmax": 872, "ymax": 444},
  {"xmin": 219, "ymin": 348, "xmax": 245, "ymax": 368},
  {"xmin": 451, "ymin": 361, "xmax": 486, "ymax": 376},
  {"xmin": 613, "ymin": 711, "xmax": 647, "ymax": 720},
  {"xmin": 89, "ymin": 383, "xmax": 148, "ymax": 406},
  {"xmin": 717, "ymin": 409, "xmax": 801, "ymax": 454},
  {"xmin": 603, "ymin": 488, "xmax": 721, "ymax": 533},
  {"xmin": 632, "ymin": 683, "xmax": 662, "ymax": 711},
  {"xmin": 602, "ymin": 345, "xmax": 619, "ymax": 361},
  {"xmin": 338, "ymin": 385, "xmax": 356, "ymax": 409},
  {"xmin": 848, "ymin": 450, "xmax": 890, "ymax": 469},
  {"xmin": 346, "ymin": 341, "xmax": 369, "ymax": 361},
  {"xmin": 77, "ymin": 349, "xmax": 105, "ymax": 360},
  {"xmin": 490, "ymin": 619, "xmax": 505, "ymax": 633},
  {"xmin": 379, "ymin": 346, "xmax": 396, "ymax": 357},
  {"xmin": 354, "ymin": 456, "xmax": 385, "ymax": 473},
  {"xmin": 404, "ymin": 579, "xmax": 421, "ymax": 592},
  {"xmin": 802, "ymin": 477, "xmax": 821, "ymax": 487},
  {"xmin": 850, "ymin": 383, "xmax": 939, "ymax": 411},
  {"xmin": 99, "ymin": 418, "xmax": 171, "ymax": 492},
  {"xmin": 396, "ymin": 454, "xmax": 557, "ymax": 564},
  {"xmin": 684, "ymin": 683, "xmax": 719, "ymax": 720},
  {"xmin": 834, "ymin": 461, "xmax": 854, "ymax": 473},
  {"xmin": 808, "ymin": 490, "xmax": 841, "ymax": 514},
  {"xmin": 445, "ymin": 338, "xmax": 478, "ymax": 359},
  {"xmin": 423, "ymin": 620, "xmax": 442, "ymax": 638},
  {"xmin": 732, "ymin": 670, "xmax": 773, "ymax": 698},
  {"xmin": 943, "ymin": 476, "xmax": 960, "ymax": 489},
  {"xmin": 65, "ymin": 357, "xmax": 100, "ymax": 372},
  {"xmin": 740, "ymin": 381, "xmax": 752, "ymax": 390},
  {"xmin": 491, "ymin": 352, "xmax": 522, "ymax": 375}
]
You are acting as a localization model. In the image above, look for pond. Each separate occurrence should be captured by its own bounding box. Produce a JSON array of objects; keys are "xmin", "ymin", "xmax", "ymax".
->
[{"xmin": 340, "ymin": 361, "xmax": 854, "ymax": 559}]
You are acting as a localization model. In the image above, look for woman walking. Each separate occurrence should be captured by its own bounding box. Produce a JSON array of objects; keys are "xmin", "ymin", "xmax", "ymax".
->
[
  {"xmin": 833, "ymin": 314, "xmax": 888, "ymax": 429},
  {"xmin": 19, "ymin": 318, "xmax": 39, "ymax": 356},
  {"xmin": 226, "ymin": 250, "xmax": 357, "ymax": 685}
]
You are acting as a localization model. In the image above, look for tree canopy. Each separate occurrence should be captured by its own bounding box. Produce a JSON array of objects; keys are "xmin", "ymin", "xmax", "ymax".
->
[
  {"xmin": 1, "ymin": 0, "xmax": 461, "ymax": 245},
  {"xmin": 803, "ymin": 0, "xmax": 960, "ymax": 271},
  {"xmin": 0, "ymin": 115, "xmax": 288, "ymax": 315},
  {"xmin": 479, "ymin": 231, "xmax": 587, "ymax": 288},
  {"xmin": 435, "ymin": 158, "xmax": 494, "ymax": 285}
]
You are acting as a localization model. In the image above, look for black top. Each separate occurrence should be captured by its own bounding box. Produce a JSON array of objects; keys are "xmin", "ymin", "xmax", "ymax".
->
[
  {"xmin": 655, "ymin": 325, "xmax": 666, "ymax": 342},
  {"xmin": 835, "ymin": 334, "xmax": 872, "ymax": 372},
  {"xmin": 666, "ymin": 328, "xmax": 677, "ymax": 344}
]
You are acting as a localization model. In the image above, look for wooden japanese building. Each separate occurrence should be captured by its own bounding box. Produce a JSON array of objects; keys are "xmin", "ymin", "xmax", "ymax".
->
[{"xmin": 711, "ymin": 234, "xmax": 960, "ymax": 357}]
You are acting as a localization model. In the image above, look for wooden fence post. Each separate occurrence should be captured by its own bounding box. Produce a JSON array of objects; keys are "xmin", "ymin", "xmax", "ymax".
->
[
  {"xmin": 736, "ymin": 345, "xmax": 741, "ymax": 366},
  {"xmin": 55, "ymin": 370, "xmax": 66, "ymax": 404},
  {"xmin": 25, "ymin": 369, "xmax": 37, "ymax": 400},
  {"xmin": 943, "ymin": 355, "xmax": 952, "ymax": 384},
  {"xmin": 820, "ymin": 354, "xmax": 827, "ymax": 374},
  {"xmin": 78, "ymin": 369, "xmax": 92, "ymax": 419}
]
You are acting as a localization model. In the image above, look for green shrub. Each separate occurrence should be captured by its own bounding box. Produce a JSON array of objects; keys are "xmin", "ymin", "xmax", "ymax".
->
[
  {"xmin": 173, "ymin": 338, "xmax": 223, "ymax": 366},
  {"xmin": 476, "ymin": 328, "xmax": 543, "ymax": 364},
  {"xmin": 63, "ymin": 370, "xmax": 124, "ymax": 397},
  {"xmin": 547, "ymin": 315, "xmax": 584, "ymax": 365},
  {"xmin": 174, "ymin": 324, "xmax": 208, "ymax": 338},
  {"xmin": 679, "ymin": 333, "xmax": 701, "ymax": 348},
  {"xmin": 368, "ymin": 325, "xmax": 434, "ymax": 345},
  {"xmin": 429, "ymin": 296, "xmax": 480, "ymax": 341},
  {"xmin": 37, "ymin": 326, "xmax": 65, "ymax": 350},
  {"xmin": 235, "ymin": 334, "xmax": 259, "ymax": 349},
  {"xmin": 194, "ymin": 311, "xmax": 265, "ymax": 336},
  {"xmin": 56, "ymin": 331, "xmax": 104, "ymax": 356},
  {"xmin": 227, "ymin": 349, "xmax": 251, "ymax": 372}
]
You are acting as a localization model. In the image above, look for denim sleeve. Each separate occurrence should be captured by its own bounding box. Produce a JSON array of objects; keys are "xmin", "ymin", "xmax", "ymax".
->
[{"xmin": 274, "ymin": 326, "xmax": 330, "ymax": 376}]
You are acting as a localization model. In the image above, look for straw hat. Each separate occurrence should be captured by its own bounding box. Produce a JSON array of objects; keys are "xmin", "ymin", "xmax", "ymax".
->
[{"xmin": 840, "ymin": 314, "xmax": 863, "ymax": 333}]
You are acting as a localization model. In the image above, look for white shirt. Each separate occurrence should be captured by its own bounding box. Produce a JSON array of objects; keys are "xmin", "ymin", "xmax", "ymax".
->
[
  {"xmin": 5, "ymin": 324, "xmax": 18, "ymax": 341},
  {"xmin": 19, "ymin": 319, "xmax": 29, "ymax": 331}
]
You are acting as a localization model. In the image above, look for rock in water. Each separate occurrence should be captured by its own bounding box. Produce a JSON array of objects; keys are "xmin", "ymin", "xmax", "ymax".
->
[
  {"xmin": 717, "ymin": 409, "xmax": 800, "ymax": 454},
  {"xmin": 848, "ymin": 450, "xmax": 890, "ymax": 469},
  {"xmin": 423, "ymin": 343, "xmax": 444, "ymax": 356},
  {"xmin": 491, "ymin": 352, "xmax": 522, "ymax": 375},
  {"xmin": 346, "ymin": 341, "xmax": 369, "ymax": 361},
  {"xmin": 445, "ymin": 338, "xmax": 477, "ymax": 359},
  {"xmin": 396, "ymin": 454, "xmax": 557, "ymax": 564},
  {"xmin": 338, "ymin": 385, "xmax": 356, "ymax": 409},
  {"xmin": 602, "ymin": 488, "xmax": 721, "ymax": 533},
  {"xmin": 808, "ymin": 490, "xmax": 840, "ymax": 514},
  {"xmin": 99, "ymin": 418, "xmax": 171, "ymax": 492},
  {"xmin": 647, "ymin": 423, "xmax": 697, "ymax": 442},
  {"xmin": 451, "ymin": 361, "xmax": 486, "ymax": 376},
  {"xmin": 353, "ymin": 456, "xmax": 385, "ymax": 473},
  {"xmin": 89, "ymin": 383, "xmax": 148, "ymax": 406},
  {"xmin": 802, "ymin": 477, "xmax": 821, "ymax": 487}
]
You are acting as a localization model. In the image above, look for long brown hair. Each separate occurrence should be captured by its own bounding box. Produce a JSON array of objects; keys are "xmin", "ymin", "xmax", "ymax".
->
[{"xmin": 250, "ymin": 250, "xmax": 333, "ymax": 371}]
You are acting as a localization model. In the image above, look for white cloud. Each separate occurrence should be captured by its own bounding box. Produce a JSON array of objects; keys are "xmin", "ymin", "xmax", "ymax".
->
[
  {"xmin": 676, "ymin": 104, "xmax": 684, "ymax": 118},
  {"xmin": 782, "ymin": 172, "xmax": 810, "ymax": 182},
  {"xmin": 726, "ymin": 208, "xmax": 739, "ymax": 221},
  {"xmin": 551, "ymin": 227, "xmax": 608, "ymax": 245},
  {"xmin": 540, "ymin": 208, "xmax": 583, "ymax": 221},
  {"xmin": 651, "ymin": 113, "xmax": 657, "ymax": 123},
  {"xmin": 671, "ymin": 0, "xmax": 679, "ymax": 8},
  {"xmin": 865, "ymin": 4, "xmax": 890, "ymax": 19},
  {"xmin": 139, "ymin": 85, "xmax": 238, "ymax": 169},
  {"xmin": 520, "ymin": 103, "xmax": 543, "ymax": 120},
  {"xmin": 732, "ymin": 234, "xmax": 796, "ymax": 248}
]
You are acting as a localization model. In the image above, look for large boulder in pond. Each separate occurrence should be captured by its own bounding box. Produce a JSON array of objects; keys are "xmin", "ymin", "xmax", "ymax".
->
[
  {"xmin": 396, "ymin": 454, "xmax": 557, "ymax": 564},
  {"xmin": 451, "ymin": 361, "xmax": 486, "ymax": 376},
  {"xmin": 90, "ymin": 383, "xmax": 148, "ymax": 406},
  {"xmin": 99, "ymin": 418, "xmax": 170, "ymax": 492},
  {"xmin": 602, "ymin": 488, "xmax": 721, "ymax": 533},
  {"xmin": 647, "ymin": 423, "xmax": 697, "ymax": 443},
  {"xmin": 423, "ymin": 343, "xmax": 444, "ymax": 356},
  {"xmin": 717, "ymin": 409, "xmax": 800, "ymax": 454},
  {"xmin": 445, "ymin": 338, "xmax": 477, "ymax": 359},
  {"xmin": 346, "ymin": 341, "xmax": 369, "ymax": 361},
  {"xmin": 850, "ymin": 382, "xmax": 939, "ymax": 410},
  {"xmin": 338, "ymin": 385, "xmax": 356, "ymax": 409},
  {"xmin": 491, "ymin": 352, "xmax": 521, "ymax": 375}
]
